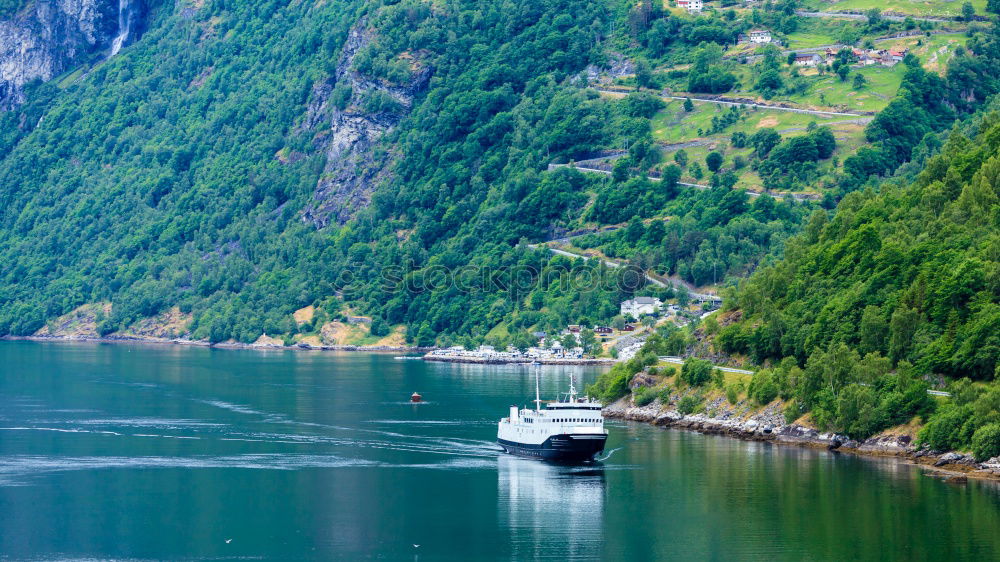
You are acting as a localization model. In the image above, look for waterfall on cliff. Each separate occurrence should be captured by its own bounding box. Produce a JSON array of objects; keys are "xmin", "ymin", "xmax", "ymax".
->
[{"xmin": 109, "ymin": 0, "xmax": 131, "ymax": 56}]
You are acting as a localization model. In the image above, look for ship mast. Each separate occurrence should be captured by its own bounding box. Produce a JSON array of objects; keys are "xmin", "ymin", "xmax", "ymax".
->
[{"xmin": 534, "ymin": 367, "xmax": 543, "ymax": 411}]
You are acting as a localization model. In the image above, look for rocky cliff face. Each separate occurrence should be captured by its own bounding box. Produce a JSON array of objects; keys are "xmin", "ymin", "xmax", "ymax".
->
[
  {"xmin": 0, "ymin": 0, "xmax": 146, "ymax": 109},
  {"xmin": 301, "ymin": 19, "xmax": 432, "ymax": 228}
]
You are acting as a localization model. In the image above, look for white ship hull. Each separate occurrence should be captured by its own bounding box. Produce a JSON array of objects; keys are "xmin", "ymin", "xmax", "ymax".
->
[{"xmin": 497, "ymin": 375, "xmax": 607, "ymax": 462}]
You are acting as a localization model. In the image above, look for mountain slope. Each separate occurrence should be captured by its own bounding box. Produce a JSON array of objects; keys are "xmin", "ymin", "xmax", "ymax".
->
[
  {"xmin": 717, "ymin": 116, "xmax": 1000, "ymax": 380},
  {"xmin": 0, "ymin": 0, "xmax": 618, "ymax": 342}
]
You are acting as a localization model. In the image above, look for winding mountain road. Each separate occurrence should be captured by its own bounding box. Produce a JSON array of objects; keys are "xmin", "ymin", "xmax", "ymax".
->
[
  {"xmin": 594, "ymin": 87, "xmax": 866, "ymax": 117},
  {"xmin": 795, "ymin": 10, "xmax": 954, "ymax": 23},
  {"xmin": 547, "ymin": 162, "xmax": 821, "ymax": 201},
  {"xmin": 526, "ymin": 244, "xmax": 722, "ymax": 303}
]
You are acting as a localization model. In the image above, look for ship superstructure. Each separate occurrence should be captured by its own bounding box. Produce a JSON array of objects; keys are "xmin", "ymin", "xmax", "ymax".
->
[{"xmin": 497, "ymin": 373, "xmax": 608, "ymax": 462}]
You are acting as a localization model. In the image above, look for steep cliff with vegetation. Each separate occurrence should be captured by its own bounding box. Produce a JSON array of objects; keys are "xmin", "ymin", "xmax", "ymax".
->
[
  {"xmin": 697, "ymin": 115, "xmax": 1000, "ymax": 459},
  {"xmin": 0, "ymin": 0, "xmax": 629, "ymax": 343},
  {"xmin": 0, "ymin": 0, "xmax": 999, "ymax": 373},
  {"xmin": 0, "ymin": 0, "xmax": 154, "ymax": 108}
]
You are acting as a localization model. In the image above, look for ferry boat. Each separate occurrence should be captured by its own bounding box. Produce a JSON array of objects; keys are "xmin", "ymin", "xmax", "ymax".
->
[{"xmin": 497, "ymin": 372, "xmax": 608, "ymax": 462}]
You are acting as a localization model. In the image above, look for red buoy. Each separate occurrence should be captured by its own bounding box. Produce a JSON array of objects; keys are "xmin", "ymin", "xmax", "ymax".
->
[{"xmin": 411, "ymin": 392, "xmax": 422, "ymax": 403}]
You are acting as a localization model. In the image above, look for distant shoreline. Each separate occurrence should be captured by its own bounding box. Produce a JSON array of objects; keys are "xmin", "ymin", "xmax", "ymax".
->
[
  {"xmin": 0, "ymin": 334, "xmax": 432, "ymax": 354},
  {"xmin": 1, "ymin": 335, "xmax": 616, "ymax": 364},
  {"xmin": 423, "ymin": 355, "xmax": 616, "ymax": 366}
]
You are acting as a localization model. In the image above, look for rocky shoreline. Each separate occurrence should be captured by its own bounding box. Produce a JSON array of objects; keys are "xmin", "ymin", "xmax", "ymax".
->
[
  {"xmin": 1, "ymin": 334, "xmax": 432, "ymax": 354},
  {"xmin": 605, "ymin": 399, "xmax": 1000, "ymax": 483}
]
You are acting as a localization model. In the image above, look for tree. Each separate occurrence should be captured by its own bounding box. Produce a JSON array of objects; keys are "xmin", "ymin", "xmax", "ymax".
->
[
  {"xmin": 690, "ymin": 161, "xmax": 703, "ymax": 179},
  {"xmin": 370, "ymin": 317, "xmax": 390, "ymax": 337},
  {"xmin": 889, "ymin": 306, "xmax": 920, "ymax": 363},
  {"xmin": 644, "ymin": 219, "xmax": 666, "ymax": 245},
  {"xmin": 787, "ymin": 51, "xmax": 797, "ymax": 66},
  {"xmin": 853, "ymin": 72, "xmax": 867, "ymax": 90},
  {"xmin": 989, "ymin": 0, "xmax": 1000, "ymax": 14},
  {"xmin": 760, "ymin": 44, "xmax": 783, "ymax": 71},
  {"xmin": 630, "ymin": 137, "xmax": 653, "ymax": 167},
  {"xmin": 748, "ymin": 370, "xmax": 779, "ymax": 405},
  {"xmin": 688, "ymin": 42, "xmax": 737, "ymax": 94},
  {"xmin": 623, "ymin": 92, "xmax": 665, "ymax": 118},
  {"xmin": 717, "ymin": 170, "xmax": 738, "ymax": 189},
  {"xmin": 838, "ymin": 27, "xmax": 860, "ymax": 46},
  {"xmin": 706, "ymin": 151, "xmax": 724, "ymax": 172},
  {"xmin": 636, "ymin": 58, "xmax": 654, "ymax": 89},
  {"xmin": 972, "ymin": 424, "xmax": 1000, "ymax": 461},
  {"xmin": 674, "ymin": 149, "xmax": 689, "ymax": 167},
  {"xmin": 962, "ymin": 1, "xmax": 975, "ymax": 21},
  {"xmin": 579, "ymin": 329, "xmax": 598, "ymax": 355},
  {"xmin": 681, "ymin": 357, "xmax": 714, "ymax": 386},
  {"xmin": 809, "ymin": 126, "xmax": 836, "ymax": 159},
  {"xmin": 511, "ymin": 330, "xmax": 535, "ymax": 353},
  {"xmin": 676, "ymin": 286, "xmax": 690, "ymax": 307},
  {"xmin": 561, "ymin": 332, "xmax": 578, "ymax": 350},
  {"xmin": 836, "ymin": 64, "xmax": 850, "ymax": 82},
  {"xmin": 613, "ymin": 156, "xmax": 631, "ymax": 182},
  {"xmin": 859, "ymin": 305, "xmax": 886, "ymax": 354},
  {"xmin": 625, "ymin": 217, "xmax": 645, "ymax": 243},
  {"xmin": 612, "ymin": 315, "xmax": 627, "ymax": 330},
  {"xmin": 683, "ymin": 97, "xmax": 694, "ymax": 112},
  {"xmin": 757, "ymin": 69, "xmax": 784, "ymax": 93},
  {"xmin": 749, "ymin": 128, "xmax": 781, "ymax": 156}
]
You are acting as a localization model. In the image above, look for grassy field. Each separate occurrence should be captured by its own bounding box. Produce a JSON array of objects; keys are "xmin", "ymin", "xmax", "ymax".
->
[
  {"xmin": 651, "ymin": 100, "xmax": 855, "ymax": 144},
  {"xmin": 726, "ymin": 33, "xmax": 967, "ymax": 112},
  {"xmin": 56, "ymin": 65, "xmax": 86, "ymax": 89},
  {"xmin": 799, "ymin": 0, "xmax": 988, "ymax": 17},
  {"xmin": 782, "ymin": 64, "xmax": 905, "ymax": 112},
  {"xmin": 893, "ymin": 32, "xmax": 970, "ymax": 72},
  {"xmin": 649, "ymin": 98, "xmax": 868, "ymax": 192},
  {"xmin": 784, "ymin": 18, "xmax": 849, "ymax": 49}
]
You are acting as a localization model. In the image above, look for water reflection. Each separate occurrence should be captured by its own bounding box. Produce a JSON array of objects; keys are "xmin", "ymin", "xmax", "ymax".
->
[{"xmin": 497, "ymin": 456, "xmax": 605, "ymax": 560}]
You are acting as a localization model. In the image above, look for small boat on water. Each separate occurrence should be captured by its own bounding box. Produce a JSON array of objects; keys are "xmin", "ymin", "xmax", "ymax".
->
[
  {"xmin": 497, "ymin": 372, "xmax": 607, "ymax": 462},
  {"xmin": 410, "ymin": 392, "xmax": 423, "ymax": 403}
]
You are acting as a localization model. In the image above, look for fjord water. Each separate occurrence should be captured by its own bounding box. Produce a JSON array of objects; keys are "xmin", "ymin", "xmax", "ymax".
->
[{"xmin": 1, "ymin": 342, "xmax": 998, "ymax": 561}]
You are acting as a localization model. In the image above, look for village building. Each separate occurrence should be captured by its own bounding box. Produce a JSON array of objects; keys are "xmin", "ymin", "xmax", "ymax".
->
[
  {"xmin": 886, "ymin": 48, "xmax": 907, "ymax": 66},
  {"xmin": 793, "ymin": 53, "xmax": 821, "ymax": 67},
  {"xmin": 620, "ymin": 296, "xmax": 663, "ymax": 318},
  {"xmin": 676, "ymin": 0, "xmax": 703, "ymax": 12},
  {"xmin": 748, "ymin": 29, "xmax": 771, "ymax": 44}
]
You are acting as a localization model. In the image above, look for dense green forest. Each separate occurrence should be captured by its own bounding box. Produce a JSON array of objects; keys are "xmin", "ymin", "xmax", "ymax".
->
[
  {"xmin": 0, "ymin": 0, "xmax": 998, "ymax": 371},
  {"xmin": 677, "ymin": 114, "xmax": 997, "ymax": 454},
  {"xmin": 717, "ymin": 114, "xmax": 1000, "ymax": 380},
  {"xmin": 0, "ymin": 0, "xmax": 815, "ymax": 344},
  {"xmin": 590, "ymin": 113, "xmax": 1000, "ymax": 450}
]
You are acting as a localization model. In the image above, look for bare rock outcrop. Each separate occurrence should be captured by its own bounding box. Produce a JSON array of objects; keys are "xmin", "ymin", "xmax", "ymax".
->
[
  {"xmin": 301, "ymin": 19, "xmax": 433, "ymax": 228},
  {"xmin": 0, "ymin": 0, "xmax": 148, "ymax": 109}
]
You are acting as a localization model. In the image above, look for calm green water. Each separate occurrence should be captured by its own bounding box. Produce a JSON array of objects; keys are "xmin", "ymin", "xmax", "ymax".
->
[{"xmin": 1, "ymin": 341, "xmax": 999, "ymax": 561}]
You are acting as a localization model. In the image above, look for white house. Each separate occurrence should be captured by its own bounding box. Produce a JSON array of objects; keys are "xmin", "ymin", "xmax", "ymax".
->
[
  {"xmin": 620, "ymin": 296, "xmax": 663, "ymax": 318},
  {"xmin": 748, "ymin": 29, "xmax": 771, "ymax": 44},
  {"xmin": 676, "ymin": 0, "xmax": 703, "ymax": 12}
]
